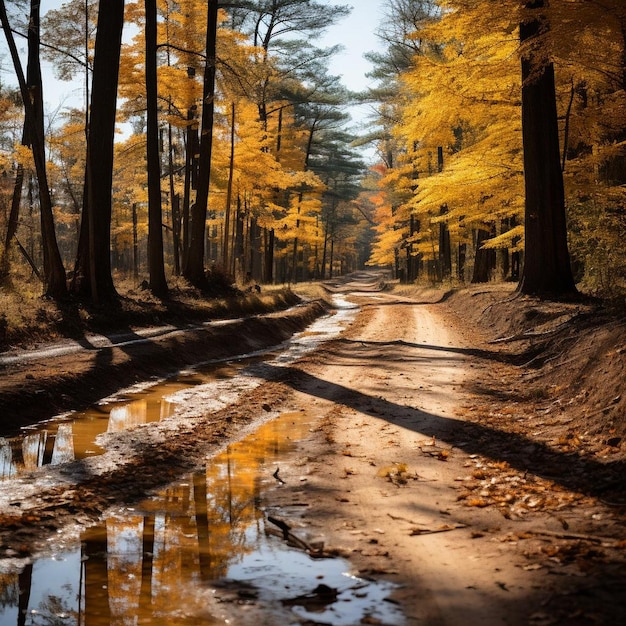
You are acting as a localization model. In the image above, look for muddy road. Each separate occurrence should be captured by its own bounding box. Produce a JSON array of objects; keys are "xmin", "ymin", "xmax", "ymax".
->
[{"xmin": 1, "ymin": 272, "xmax": 625, "ymax": 625}]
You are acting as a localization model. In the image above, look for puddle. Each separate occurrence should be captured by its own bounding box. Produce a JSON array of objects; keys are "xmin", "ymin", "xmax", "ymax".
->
[
  {"xmin": 0, "ymin": 412, "xmax": 405, "ymax": 625},
  {"xmin": 0, "ymin": 296, "xmax": 357, "ymax": 482},
  {"xmin": 0, "ymin": 366, "xmax": 243, "ymax": 480}
]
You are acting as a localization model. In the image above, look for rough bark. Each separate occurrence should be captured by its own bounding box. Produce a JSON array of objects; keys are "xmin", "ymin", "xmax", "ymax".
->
[
  {"xmin": 472, "ymin": 227, "xmax": 496, "ymax": 284},
  {"xmin": 184, "ymin": 0, "xmax": 218, "ymax": 288},
  {"xmin": 145, "ymin": 0, "xmax": 168, "ymax": 298},
  {"xmin": 517, "ymin": 0, "xmax": 577, "ymax": 297},
  {"xmin": 72, "ymin": 0, "xmax": 125, "ymax": 302}
]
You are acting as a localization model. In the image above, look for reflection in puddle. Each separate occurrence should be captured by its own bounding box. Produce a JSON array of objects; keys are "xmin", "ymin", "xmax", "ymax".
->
[
  {"xmin": 0, "ymin": 376, "xmax": 210, "ymax": 480},
  {"xmin": 0, "ymin": 412, "xmax": 404, "ymax": 625},
  {"xmin": 0, "ymin": 296, "xmax": 357, "ymax": 482}
]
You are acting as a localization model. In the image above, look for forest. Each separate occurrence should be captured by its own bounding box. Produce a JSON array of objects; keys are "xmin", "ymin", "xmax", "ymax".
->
[
  {"xmin": 1, "ymin": 2, "xmax": 626, "ymax": 623},
  {"xmin": 0, "ymin": 0, "xmax": 624, "ymax": 313}
]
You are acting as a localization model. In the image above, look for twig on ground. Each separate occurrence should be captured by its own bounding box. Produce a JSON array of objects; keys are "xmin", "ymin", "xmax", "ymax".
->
[
  {"xmin": 525, "ymin": 528, "xmax": 619, "ymax": 545},
  {"xmin": 267, "ymin": 516, "xmax": 309, "ymax": 550},
  {"xmin": 273, "ymin": 467, "xmax": 286, "ymax": 484},
  {"xmin": 409, "ymin": 523, "xmax": 467, "ymax": 536}
]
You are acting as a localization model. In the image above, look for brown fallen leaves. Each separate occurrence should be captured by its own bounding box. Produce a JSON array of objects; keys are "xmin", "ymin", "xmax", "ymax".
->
[
  {"xmin": 416, "ymin": 436, "xmax": 451, "ymax": 461},
  {"xmin": 377, "ymin": 462, "xmax": 419, "ymax": 486},
  {"xmin": 455, "ymin": 456, "xmax": 588, "ymax": 518}
]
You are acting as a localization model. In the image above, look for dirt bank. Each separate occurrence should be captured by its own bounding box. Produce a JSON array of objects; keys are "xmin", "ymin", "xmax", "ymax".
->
[{"xmin": 0, "ymin": 298, "xmax": 327, "ymax": 433}]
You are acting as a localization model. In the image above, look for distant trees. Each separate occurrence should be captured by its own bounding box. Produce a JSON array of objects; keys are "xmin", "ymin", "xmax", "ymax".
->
[{"xmin": 5, "ymin": 0, "xmax": 618, "ymax": 301}]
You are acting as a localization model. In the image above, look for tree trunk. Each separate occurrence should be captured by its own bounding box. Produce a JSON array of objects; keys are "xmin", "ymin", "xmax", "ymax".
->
[
  {"xmin": 472, "ymin": 226, "xmax": 496, "ymax": 283},
  {"xmin": 223, "ymin": 103, "xmax": 236, "ymax": 271},
  {"xmin": 132, "ymin": 202, "xmax": 139, "ymax": 280},
  {"xmin": 439, "ymin": 216, "xmax": 451, "ymax": 279},
  {"xmin": 73, "ymin": 0, "xmax": 125, "ymax": 302},
  {"xmin": 145, "ymin": 0, "xmax": 168, "ymax": 298},
  {"xmin": 0, "ymin": 0, "xmax": 67, "ymax": 298},
  {"xmin": 264, "ymin": 228, "xmax": 274, "ymax": 283},
  {"xmin": 517, "ymin": 0, "xmax": 577, "ymax": 297},
  {"xmin": 26, "ymin": 0, "xmax": 68, "ymax": 298},
  {"xmin": 234, "ymin": 195, "xmax": 245, "ymax": 278},
  {"xmin": 184, "ymin": 0, "xmax": 218, "ymax": 287},
  {"xmin": 458, "ymin": 242, "xmax": 467, "ymax": 281},
  {"xmin": 250, "ymin": 217, "xmax": 263, "ymax": 281},
  {"xmin": 181, "ymin": 107, "xmax": 197, "ymax": 273},
  {"xmin": 0, "ymin": 164, "xmax": 24, "ymax": 282},
  {"xmin": 321, "ymin": 221, "xmax": 329, "ymax": 280}
]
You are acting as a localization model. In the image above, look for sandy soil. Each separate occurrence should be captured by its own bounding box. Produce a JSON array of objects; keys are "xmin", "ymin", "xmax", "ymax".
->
[{"xmin": 1, "ymin": 272, "xmax": 625, "ymax": 624}]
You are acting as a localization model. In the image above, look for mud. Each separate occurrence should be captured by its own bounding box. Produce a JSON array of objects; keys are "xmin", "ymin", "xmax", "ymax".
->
[{"xmin": 0, "ymin": 300, "xmax": 328, "ymax": 433}]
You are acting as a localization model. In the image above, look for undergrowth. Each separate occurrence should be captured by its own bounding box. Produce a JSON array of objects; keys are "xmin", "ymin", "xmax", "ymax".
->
[{"xmin": 0, "ymin": 274, "xmax": 302, "ymax": 350}]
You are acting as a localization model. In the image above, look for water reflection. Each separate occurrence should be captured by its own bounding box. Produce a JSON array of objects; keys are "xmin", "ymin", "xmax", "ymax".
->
[
  {"xmin": 0, "ymin": 412, "xmax": 404, "ymax": 625},
  {"xmin": 0, "ymin": 371, "xmax": 232, "ymax": 481}
]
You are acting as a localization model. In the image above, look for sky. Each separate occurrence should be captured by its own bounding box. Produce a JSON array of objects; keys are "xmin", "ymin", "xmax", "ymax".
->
[
  {"xmin": 317, "ymin": 0, "xmax": 385, "ymax": 159},
  {"xmin": 34, "ymin": 0, "xmax": 384, "ymax": 103},
  {"xmin": 319, "ymin": 0, "xmax": 385, "ymax": 93}
]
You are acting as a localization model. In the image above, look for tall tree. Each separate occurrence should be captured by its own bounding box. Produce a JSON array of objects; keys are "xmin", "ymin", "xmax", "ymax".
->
[
  {"xmin": 517, "ymin": 0, "xmax": 577, "ymax": 296},
  {"xmin": 145, "ymin": 0, "xmax": 168, "ymax": 297},
  {"xmin": 72, "ymin": 0, "xmax": 125, "ymax": 302},
  {"xmin": 0, "ymin": 0, "xmax": 68, "ymax": 298},
  {"xmin": 183, "ymin": 0, "xmax": 218, "ymax": 287}
]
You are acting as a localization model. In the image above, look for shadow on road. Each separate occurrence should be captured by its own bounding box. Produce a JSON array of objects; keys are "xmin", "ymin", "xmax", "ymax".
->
[
  {"xmin": 335, "ymin": 337, "xmax": 537, "ymax": 365},
  {"xmin": 257, "ymin": 362, "xmax": 625, "ymax": 503}
]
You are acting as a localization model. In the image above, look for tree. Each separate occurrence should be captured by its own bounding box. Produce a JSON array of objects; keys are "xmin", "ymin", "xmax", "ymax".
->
[
  {"xmin": 41, "ymin": 0, "xmax": 98, "ymax": 83},
  {"xmin": 365, "ymin": 0, "xmax": 601, "ymax": 292},
  {"xmin": 516, "ymin": 0, "xmax": 577, "ymax": 297},
  {"xmin": 72, "ymin": 0, "xmax": 125, "ymax": 302},
  {"xmin": 0, "ymin": 0, "xmax": 68, "ymax": 298},
  {"xmin": 183, "ymin": 0, "xmax": 219, "ymax": 287},
  {"xmin": 0, "ymin": 87, "xmax": 26, "ymax": 284},
  {"xmin": 145, "ymin": 0, "xmax": 168, "ymax": 297},
  {"xmin": 550, "ymin": 0, "xmax": 626, "ymax": 295}
]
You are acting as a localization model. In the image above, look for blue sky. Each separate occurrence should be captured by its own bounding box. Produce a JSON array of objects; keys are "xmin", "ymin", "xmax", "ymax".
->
[{"xmin": 320, "ymin": 0, "xmax": 384, "ymax": 92}]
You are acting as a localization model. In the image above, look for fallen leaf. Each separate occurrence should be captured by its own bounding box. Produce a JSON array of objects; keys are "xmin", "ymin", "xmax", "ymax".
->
[{"xmin": 467, "ymin": 497, "xmax": 491, "ymax": 508}]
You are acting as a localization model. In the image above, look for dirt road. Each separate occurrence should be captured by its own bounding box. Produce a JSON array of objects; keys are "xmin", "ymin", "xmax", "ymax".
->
[
  {"xmin": 1, "ymin": 273, "xmax": 625, "ymax": 624},
  {"xmin": 252, "ymin": 280, "xmax": 626, "ymax": 625},
  {"xmin": 240, "ymin": 286, "xmax": 533, "ymax": 624}
]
